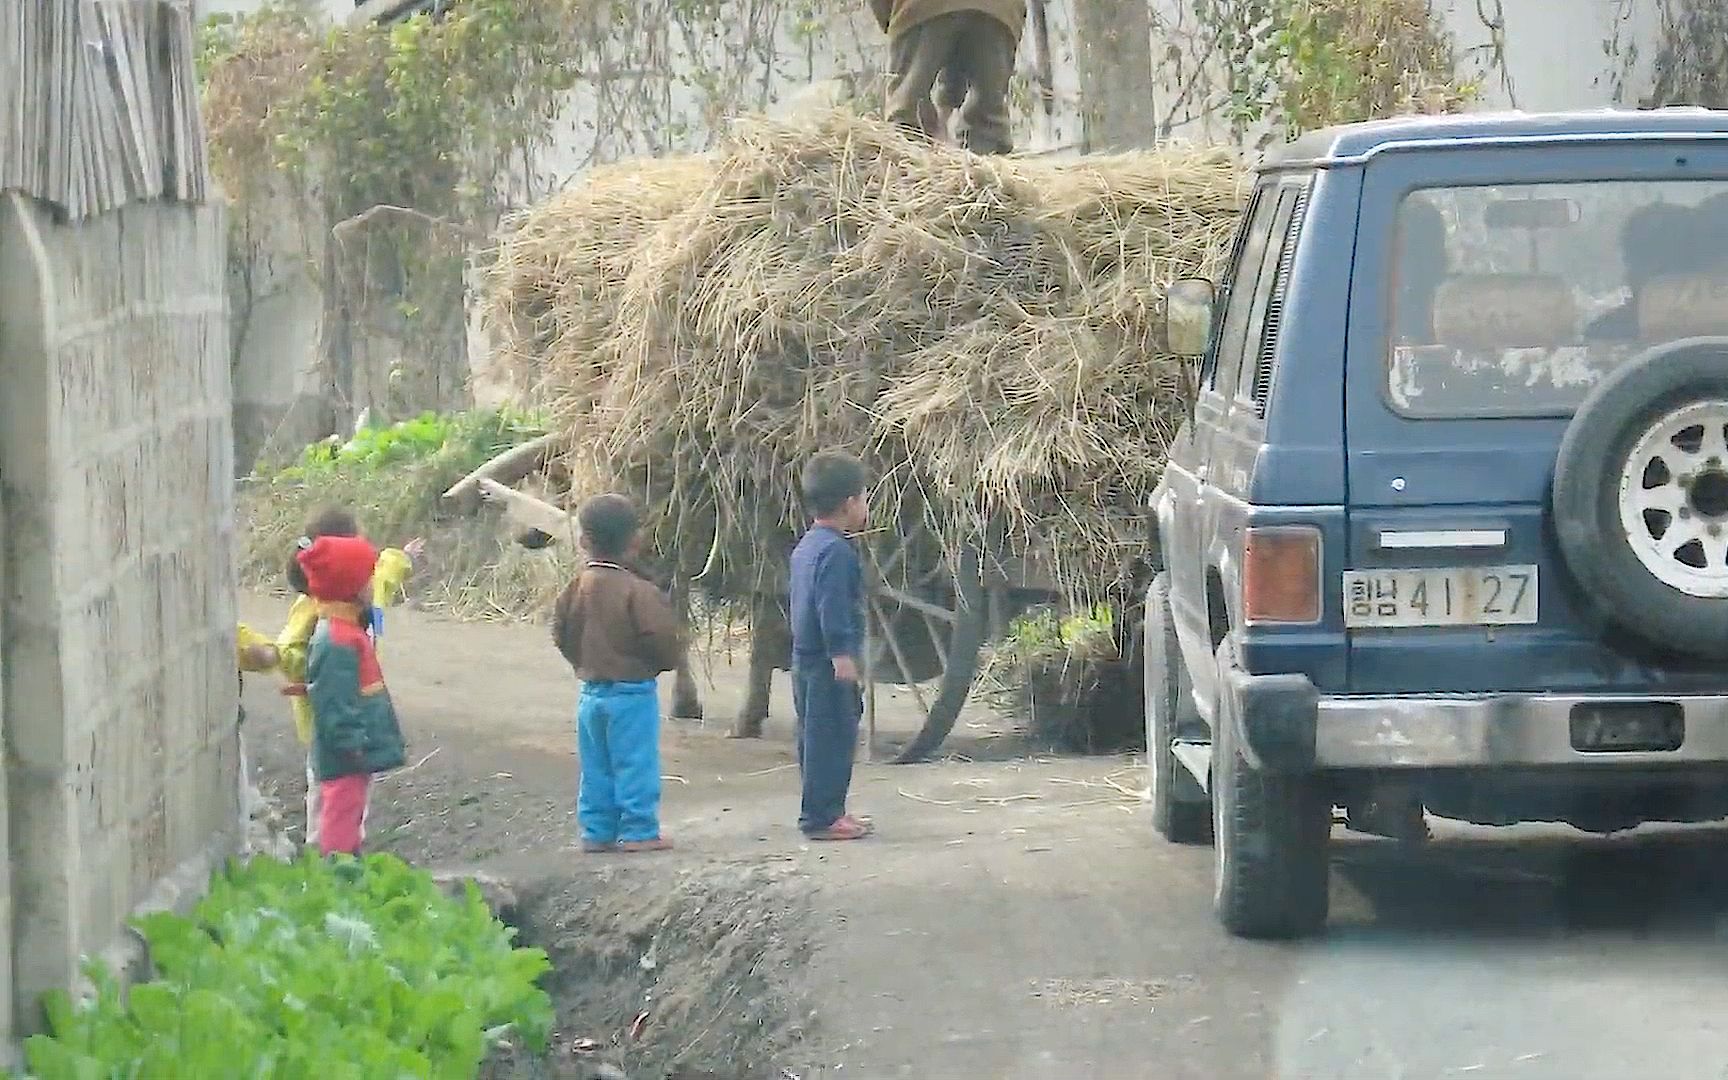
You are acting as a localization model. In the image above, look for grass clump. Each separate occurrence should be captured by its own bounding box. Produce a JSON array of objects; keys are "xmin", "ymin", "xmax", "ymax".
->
[
  {"xmin": 994, "ymin": 605, "xmax": 1119, "ymax": 668},
  {"xmin": 987, "ymin": 605, "xmax": 1141, "ymax": 754}
]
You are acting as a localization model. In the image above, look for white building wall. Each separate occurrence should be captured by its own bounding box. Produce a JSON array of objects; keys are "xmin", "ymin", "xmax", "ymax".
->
[{"xmin": 1437, "ymin": 0, "xmax": 1658, "ymax": 113}]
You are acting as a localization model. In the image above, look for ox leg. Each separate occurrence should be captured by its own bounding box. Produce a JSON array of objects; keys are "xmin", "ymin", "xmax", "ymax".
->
[
  {"xmin": 731, "ymin": 637, "xmax": 774, "ymax": 739},
  {"xmin": 731, "ymin": 597, "xmax": 788, "ymax": 738},
  {"xmin": 670, "ymin": 654, "xmax": 704, "ymax": 720}
]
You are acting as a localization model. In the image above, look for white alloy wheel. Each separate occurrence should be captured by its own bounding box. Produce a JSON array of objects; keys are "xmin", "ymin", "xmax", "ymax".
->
[{"xmin": 1618, "ymin": 399, "xmax": 1728, "ymax": 599}]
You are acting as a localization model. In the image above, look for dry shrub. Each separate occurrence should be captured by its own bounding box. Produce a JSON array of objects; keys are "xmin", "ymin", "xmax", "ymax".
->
[
  {"xmin": 1277, "ymin": 0, "xmax": 1478, "ymax": 133},
  {"xmin": 1643, "ymin": 0, "xmax": 1728, "ymax": 108},
  {"xmin": 486, "ymin": 113, "xmax": 1245, "ymax": 605}
]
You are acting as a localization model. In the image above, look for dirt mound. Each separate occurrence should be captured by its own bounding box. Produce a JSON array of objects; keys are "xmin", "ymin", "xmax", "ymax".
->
[{"xmin": 497, "ymin": 859, "xmax": 814, "ymax": 1080}]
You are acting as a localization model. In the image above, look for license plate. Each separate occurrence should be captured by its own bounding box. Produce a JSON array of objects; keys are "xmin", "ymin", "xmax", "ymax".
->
[{"xmin": 1343, "ymin": 565, "xmax": 1538, "ymax": 628}]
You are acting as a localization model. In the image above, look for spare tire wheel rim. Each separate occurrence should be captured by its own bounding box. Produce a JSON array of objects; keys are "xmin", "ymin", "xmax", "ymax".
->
[{"xmin": 1617, "ymin": 399, "xmax": 1728, "ymax": 599}]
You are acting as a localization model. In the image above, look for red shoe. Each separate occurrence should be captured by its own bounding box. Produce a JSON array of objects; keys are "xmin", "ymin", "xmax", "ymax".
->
[
  {"xmin": 808, "ymin": 817, "xmax": 871, "ymax": 842},
  {"xmin": 618, "ymin": 837, "xmax": 673, "ymax": 853}
]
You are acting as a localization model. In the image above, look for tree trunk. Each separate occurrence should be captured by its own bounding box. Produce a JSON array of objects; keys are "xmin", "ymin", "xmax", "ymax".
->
[{"xmin": 1071, "ymin": 0, "xmax": 1158, "ymax": 151}]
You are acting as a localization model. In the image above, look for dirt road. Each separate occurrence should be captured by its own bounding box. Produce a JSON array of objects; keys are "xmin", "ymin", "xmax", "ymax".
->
[{"xmin": 239, "ymin": 596, "xmax": 1728, "ymax": 1080}]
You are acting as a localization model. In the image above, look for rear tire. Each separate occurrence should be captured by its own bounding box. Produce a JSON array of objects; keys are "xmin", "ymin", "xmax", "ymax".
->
[
  {"xmin": 1144, "ymin": 575, "xmax": 1211, "ymax": 844},
  {"xmin": 1211, "ymin": 640, "xmax": 1329, "ymax": 939}
]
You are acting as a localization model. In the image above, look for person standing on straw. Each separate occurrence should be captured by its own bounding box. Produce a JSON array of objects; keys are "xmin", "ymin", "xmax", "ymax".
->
[
  {"xmin": 872, "ymin": 0, "xmax": 1025, "ymax": 155},
  {"xmin": 789, "ymin": 452, "xmax": 874, "ymax": 842}
]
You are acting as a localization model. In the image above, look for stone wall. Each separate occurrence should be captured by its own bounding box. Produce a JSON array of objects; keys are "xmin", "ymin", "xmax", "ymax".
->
[{"xmin": 0, "ymin": 191, "xmax": 239, "ymax": 1037}]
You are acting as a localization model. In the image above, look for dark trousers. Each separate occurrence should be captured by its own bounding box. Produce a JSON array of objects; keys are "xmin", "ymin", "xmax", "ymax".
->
[
  {"xmin": 792, "ymin": 662, "xmax": 861, "ymax": 834},
  {"xmin": 886, "ymin": 11, "xmax": 1017, "ymax": 155}
]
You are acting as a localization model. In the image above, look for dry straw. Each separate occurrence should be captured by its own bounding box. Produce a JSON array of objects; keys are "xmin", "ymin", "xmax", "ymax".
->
[{"xmin": 485, "ymin": 112, "xmax": 1244, "ymax": 605}]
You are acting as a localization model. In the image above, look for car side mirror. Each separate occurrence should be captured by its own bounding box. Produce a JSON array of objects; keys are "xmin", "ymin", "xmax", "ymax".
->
[{"xmin": 1166, "ymin": 278, "xmax": 1216, "ymax": 358}]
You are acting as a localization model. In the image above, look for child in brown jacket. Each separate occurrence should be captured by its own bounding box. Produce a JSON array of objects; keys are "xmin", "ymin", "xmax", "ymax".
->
[{"xmin": 552, "ymin": 494, "xmax": 687, "ymax": 853}]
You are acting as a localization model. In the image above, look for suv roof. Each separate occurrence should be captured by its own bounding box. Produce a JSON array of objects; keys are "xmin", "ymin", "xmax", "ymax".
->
[{"xmin": 1264, "ymin": 108, "xmax": 1728, "ymax": 169}]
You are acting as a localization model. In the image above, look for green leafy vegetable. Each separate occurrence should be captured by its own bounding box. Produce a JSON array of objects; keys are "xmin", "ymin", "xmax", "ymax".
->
[
  {"xmin": 17, "ymin": 854, "xmax": 551, "ymax": 1080},
  {"xmin": 274, "ymin": 407, "xmax": 546, "ymax": 484}
]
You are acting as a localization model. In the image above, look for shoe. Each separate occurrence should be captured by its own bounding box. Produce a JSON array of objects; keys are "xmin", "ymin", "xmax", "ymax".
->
[
  {"xmin": 839, "ymin": 812, "xmax": 873, "ymax": 827},
  {"xmin": 618, "ymin": 837, "xmax": 674, "ymax": 853},
  {"xmin": 581, "ymin": 840, "xmax": 616, "ymax": 853},
  {"xmin": 807, "ymin": 817, "xmax": 871, "ymax": 842}
]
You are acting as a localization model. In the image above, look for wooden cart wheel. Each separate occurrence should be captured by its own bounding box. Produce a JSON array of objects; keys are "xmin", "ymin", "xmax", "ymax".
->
[{"xmin": 865, "ymin": 542, "xmax": 989, "ymax": 764}]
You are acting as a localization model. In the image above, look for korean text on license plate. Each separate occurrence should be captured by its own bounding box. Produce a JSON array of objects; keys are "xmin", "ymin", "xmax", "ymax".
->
[{"xmin": 1343, "ymin": 565, "xmax": 1538, "ymax": 628}]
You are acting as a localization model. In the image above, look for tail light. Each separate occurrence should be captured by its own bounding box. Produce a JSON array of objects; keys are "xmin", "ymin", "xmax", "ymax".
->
[{"xmin": 1243, "ymin": 526, "xmax": 1322, "ymax": 624}]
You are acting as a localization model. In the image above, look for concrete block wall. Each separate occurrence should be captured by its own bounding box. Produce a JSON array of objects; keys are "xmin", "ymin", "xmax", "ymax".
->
[{"xmin": 0, "ymin": 191, "xmax": 239, "ymax": 1036}]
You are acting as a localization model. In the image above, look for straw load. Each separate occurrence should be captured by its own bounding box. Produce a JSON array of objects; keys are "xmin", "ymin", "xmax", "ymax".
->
[{"xmin": 485, "ymin": 113, "xmax": 1244, "ymax": 604}]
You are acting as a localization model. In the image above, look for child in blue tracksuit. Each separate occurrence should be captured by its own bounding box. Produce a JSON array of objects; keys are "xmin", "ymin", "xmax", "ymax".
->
[
  {"xmin": 553, "ymin": 494, "xmax": 686, "ymax": 853},
  {"xmin": 788, "ymin": 451, "xmax": 874, "ymax": 841}
]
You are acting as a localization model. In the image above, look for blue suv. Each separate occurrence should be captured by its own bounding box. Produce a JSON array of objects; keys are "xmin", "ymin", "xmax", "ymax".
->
[{"xmin": 1145, "ymin": 109, "xmax": 1728, "ymax": 939}]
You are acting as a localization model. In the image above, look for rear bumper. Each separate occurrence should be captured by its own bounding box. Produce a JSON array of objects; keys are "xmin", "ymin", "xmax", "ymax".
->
[{"xmin": 1224, "ymin": 665, "xmax": 1728, "ymax": 771}]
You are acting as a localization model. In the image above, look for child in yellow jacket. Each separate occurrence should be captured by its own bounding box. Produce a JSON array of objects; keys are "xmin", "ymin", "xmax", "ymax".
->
[
  {"xmin": 236, "ymin": 625, "xmax": 281, "ymax": 821},
  {"xmin": 274, "ymin": 508, "xmax": 420, "ymax": 846}
]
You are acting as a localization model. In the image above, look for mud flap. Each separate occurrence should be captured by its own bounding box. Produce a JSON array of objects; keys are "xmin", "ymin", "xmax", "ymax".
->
[{"xmin": 1220, "ymin": 658, "xmax": 1318, "ymax": 772}]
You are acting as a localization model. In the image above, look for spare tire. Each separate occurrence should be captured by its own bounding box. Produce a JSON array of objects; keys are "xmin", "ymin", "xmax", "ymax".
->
[{"xmin": 1552, "ymin": 340, "xmax": 1728, "ymax": 659}]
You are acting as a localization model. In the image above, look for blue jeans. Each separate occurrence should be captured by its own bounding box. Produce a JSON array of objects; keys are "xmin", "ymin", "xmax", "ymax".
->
[
  {"xmin": 792, "ymin": 663, "xmax": 861, "ymax": 834},
  {"xmin": 576, "ymin": 680, "xmax": 662, "ymax": 844}
]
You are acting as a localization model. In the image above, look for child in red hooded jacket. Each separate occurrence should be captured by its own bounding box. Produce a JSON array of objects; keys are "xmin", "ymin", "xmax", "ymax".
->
[{"xmin": 296, "ymin": 534, "xmax": 408, "ymax": 856}]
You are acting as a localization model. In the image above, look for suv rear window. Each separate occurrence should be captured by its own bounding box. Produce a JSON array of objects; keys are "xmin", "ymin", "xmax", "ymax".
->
[{"xmin": 1388, "ymin": 180, "xmax": 1728, "ymax": 418}]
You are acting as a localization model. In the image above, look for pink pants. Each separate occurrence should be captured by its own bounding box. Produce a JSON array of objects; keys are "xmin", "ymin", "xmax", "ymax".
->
[
  {"xmin": 317, "ymin": 774, "xmax": 370, "ymax": 856},
  {"xmin": 305, "ymin": 757, "xmax": 321, "ymax": 847}
]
